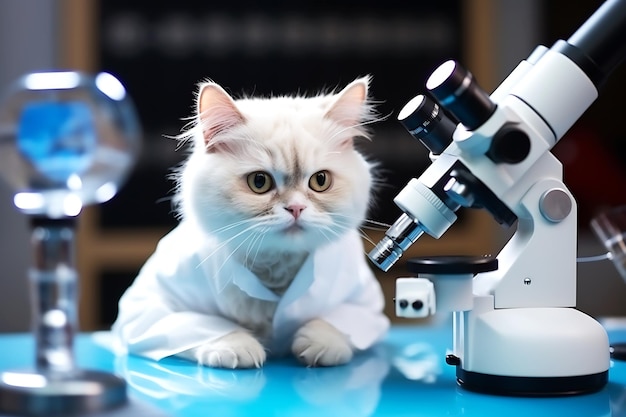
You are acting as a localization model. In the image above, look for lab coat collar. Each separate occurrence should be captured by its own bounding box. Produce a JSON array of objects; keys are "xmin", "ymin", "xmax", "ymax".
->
[
  {"xmin": 232, "ymin": 261, "xmax": 282, "ymax": 302},
  {"xmin": 206, "ymin": 246, "xmax": 314, "ymax": 304}
]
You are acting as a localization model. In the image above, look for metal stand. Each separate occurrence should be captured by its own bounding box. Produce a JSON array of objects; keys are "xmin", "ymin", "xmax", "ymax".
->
[
  {"xmin": 0, "ymin": 218, "xmax": 126, "ymax": 416},
  {"xmin": 0, "ymin": 370, "xmax": 126, "ymax": 416},
  {"xmin": 0, "ymin": 70, "xmax": 141, "ymax": 415}
]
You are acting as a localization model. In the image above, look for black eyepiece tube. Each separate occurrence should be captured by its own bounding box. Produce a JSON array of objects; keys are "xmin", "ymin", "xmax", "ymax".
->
[
  {"xmin": 398, "ymin": 95, "xmax": 456, "ymax": 155},
  {"xmin": 426, "ymin": 60, "xmax": 496, "ymax": 131},
  {"xmin": 558, "ymin": 0, "xmax": 626, "ymax": 87}
]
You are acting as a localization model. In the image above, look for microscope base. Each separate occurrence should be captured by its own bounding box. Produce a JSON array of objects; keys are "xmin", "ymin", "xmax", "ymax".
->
[
  {"xmin": 453, "ymin": 300, "xmax": 610, "ymax": 396},
  {"xmin": 0, "ymin": 369, "xmax": 127, "ymax": 416},
  {"xmin": 456, "ymin": 368, "xmax": 608, "ymax": 396}
]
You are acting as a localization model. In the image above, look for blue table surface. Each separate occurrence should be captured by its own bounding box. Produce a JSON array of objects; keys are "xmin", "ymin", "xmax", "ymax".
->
[{"xmin": 2, "ymin": 321, "xmax": 626, "ymax": 417}]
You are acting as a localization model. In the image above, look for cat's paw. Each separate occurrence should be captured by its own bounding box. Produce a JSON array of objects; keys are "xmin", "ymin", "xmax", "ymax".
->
[
  {"xmin": 291, "ymin": 319, "xmax": 353, "ymax": 367},
  {"xmin": 183, "ymin": 331, "xmax": 266, "ymax": 369}
]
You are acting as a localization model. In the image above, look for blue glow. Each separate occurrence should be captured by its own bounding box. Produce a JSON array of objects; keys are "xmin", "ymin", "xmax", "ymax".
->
[{"xmin": 17, "ymin": 102, "xmax": 97, "ymax": 183}]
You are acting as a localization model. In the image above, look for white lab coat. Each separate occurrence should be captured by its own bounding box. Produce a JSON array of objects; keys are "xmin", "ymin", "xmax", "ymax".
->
[{"xmin": 111, "ymin": 220, "xmax": 390, "ymax": 361}]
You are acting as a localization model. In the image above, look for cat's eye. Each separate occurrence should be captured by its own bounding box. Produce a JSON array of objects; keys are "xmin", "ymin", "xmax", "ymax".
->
[
  {"xmin": 246, "ymin": 171, "xmax": 274, "ymax": 194},
  {"xmin": 309, "ymin": 170, "xmax": 332, "ymax": 192}
]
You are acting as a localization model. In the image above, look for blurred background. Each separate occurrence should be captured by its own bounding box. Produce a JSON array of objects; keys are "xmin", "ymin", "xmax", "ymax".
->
[{"xmin": 1, "ymin": 0, "xmax": 625, "ymax": 332}]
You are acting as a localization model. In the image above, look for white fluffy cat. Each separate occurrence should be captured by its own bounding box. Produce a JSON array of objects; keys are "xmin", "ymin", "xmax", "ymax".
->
[{"xmin": 112, "ymin": 77, "xmax": 390, "ymax": 368}]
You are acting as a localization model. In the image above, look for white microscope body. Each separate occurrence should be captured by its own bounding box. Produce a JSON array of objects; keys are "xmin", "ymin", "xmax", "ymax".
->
[{"xmin": 370, "ymin": 0, "xmax": 626, "ymax": 395}]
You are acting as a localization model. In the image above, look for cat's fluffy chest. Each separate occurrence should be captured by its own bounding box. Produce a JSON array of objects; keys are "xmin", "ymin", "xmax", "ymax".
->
[
  {"xmin": 244, "ymin": 251, "xmax": 308, "ymax": 295},
  {"xmin": 219, "ymin": 283, "xmax": 277, "ymax": 343},
  {"xmin": 222, "ymin": 251, "xmax": 308, "ymax": 342}
]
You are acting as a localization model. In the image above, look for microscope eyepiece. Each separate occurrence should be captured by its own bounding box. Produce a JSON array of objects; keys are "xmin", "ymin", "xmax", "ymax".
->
[
  {"xmin": 398, "ymin": 94, "xmax": 456, "ymax": 155},
  {"xmin": 426, "ymin": 60, "xmax": 496, "ymax": 130}
]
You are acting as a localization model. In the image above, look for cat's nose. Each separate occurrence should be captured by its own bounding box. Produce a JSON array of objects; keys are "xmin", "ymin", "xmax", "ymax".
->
[{"xmin": 285, "ymin": 204, "xmax": 306, "ymax": 219}]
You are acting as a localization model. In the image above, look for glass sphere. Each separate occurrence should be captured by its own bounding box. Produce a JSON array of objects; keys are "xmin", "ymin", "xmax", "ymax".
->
[{"xmin": 0, "ymin": 72, "xmax": 141, "ymax": 218}]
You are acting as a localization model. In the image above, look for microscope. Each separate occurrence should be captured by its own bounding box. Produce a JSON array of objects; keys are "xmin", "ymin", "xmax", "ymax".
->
[{"xmin": 369, "ymin": 0, "xmax": 626, "ymax": 396}]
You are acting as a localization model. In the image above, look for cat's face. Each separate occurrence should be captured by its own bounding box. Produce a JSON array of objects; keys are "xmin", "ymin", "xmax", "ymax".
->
[{"xmin": 178, "ymin": 78, "xmax": 376, "ymax": 255}]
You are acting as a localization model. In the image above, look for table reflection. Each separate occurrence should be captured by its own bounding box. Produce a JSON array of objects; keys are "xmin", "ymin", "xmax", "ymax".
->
[{"xmin": 87, "ymin": 325, "xmax": 626, "ymax": 417}]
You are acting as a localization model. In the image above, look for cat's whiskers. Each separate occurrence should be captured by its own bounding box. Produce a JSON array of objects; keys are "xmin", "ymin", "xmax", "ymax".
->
[
  {"xmin": 362, "ymin": 219, "xmax": 392, "ymax": 230},
  {"xmin": 248, "ymin": 231, "xmax": 268, "ymax": 271},
  {"xmin": 244, "ymin": 228, "xmax": 262, "ymax": 260},
  {"xmin": 210, "ymin": 218, "xmax": 260, "ymax": 234},
  {"xmin": 331, "ymin": 213, "xmax": 392, "ymax": 254},
  {"xmin": 243, "ymin": 226, "xmax": 270, "ymax": 270},
  {"xmin": 213, "ymin": 230, "xmax": 257, "ymax": 277},
  {"xmin": 207, "ymin": 220, "xmax": 278, "ymax": 277},
  {"xmin": 197, "ymin": 224, "xmax": 254, "ymax": 268},
  {"xmin": 199, "ymin": 211, "xmax": 289, "ymax": 271},
  {"xmin": 197, "ymin": 218, "xmax": 275, "ymax": 268},
  {"xmin": 317, "ymin": 220, "xmax": 351, "ymax": 245},
  {"xmin": 357, "ymin": 228, "xmax": 378, "ymax": 248},
  {"xmin": 316, "ymin": 227, "xmax": 334, "ymax": 245},
  {"xmin": 331, "ymin": 213, "xmax": 391, "ymax": 230}
]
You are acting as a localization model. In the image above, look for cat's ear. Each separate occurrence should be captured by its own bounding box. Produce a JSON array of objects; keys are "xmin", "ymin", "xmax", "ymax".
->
[
  {"xmin": 325, "ymin": 76, "xmax": 370, "ymax": 129},
  {"xmin": 197, "ymin": 82, "xmax": 244, "ymax": 151}
]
